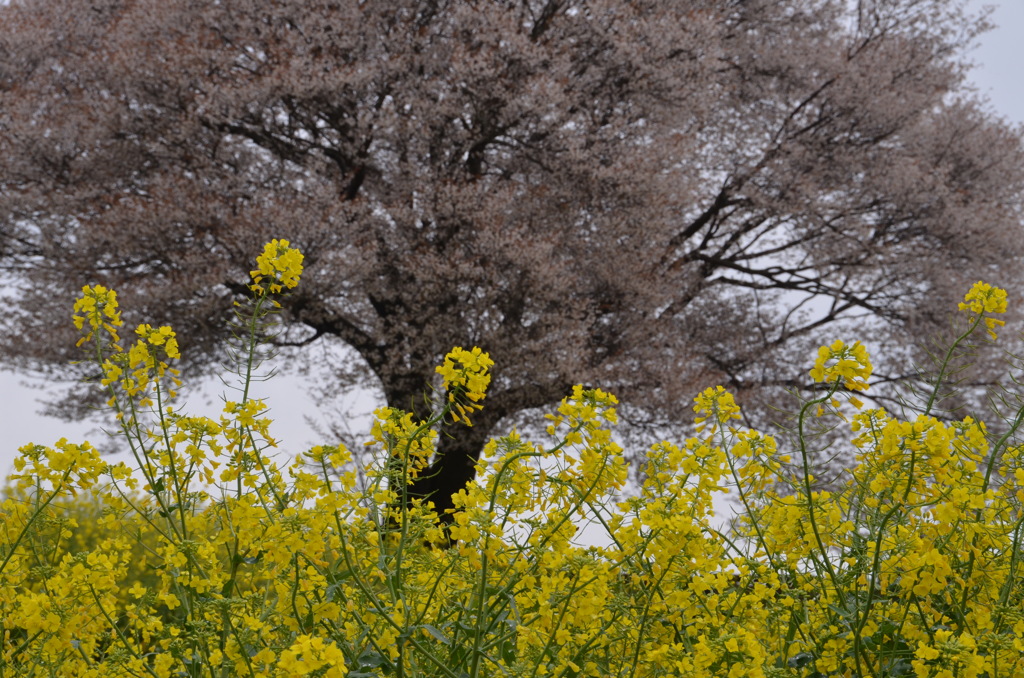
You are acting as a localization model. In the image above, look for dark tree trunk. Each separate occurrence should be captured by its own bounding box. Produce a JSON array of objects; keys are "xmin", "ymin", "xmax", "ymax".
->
[
  {"xmin": 406, "ymin": 405, "xmax": 504, "ymax": 524},
  {"xmin": 377, "ymin": 365, "xmax": 507, "ymax": 537}
]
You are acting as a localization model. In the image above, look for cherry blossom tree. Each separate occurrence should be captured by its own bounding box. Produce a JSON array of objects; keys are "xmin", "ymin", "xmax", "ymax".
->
[{"xmin": 2, "ymin": 0, "xmax": 1022, "ymax": 517}]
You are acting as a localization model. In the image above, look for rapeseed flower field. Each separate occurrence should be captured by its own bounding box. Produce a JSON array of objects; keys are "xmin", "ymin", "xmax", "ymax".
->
[{"xmin": 1, "ymin": 243, "xmax": 1021, "ymax": 677}]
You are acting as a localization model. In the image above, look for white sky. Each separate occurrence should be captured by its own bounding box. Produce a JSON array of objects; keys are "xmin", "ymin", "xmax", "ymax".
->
[
  {"xmin": 966, "ymin": 0, "xmax": 1024, "ymax": 125},
  {"xmin": 2, "ymin": 1, "xmax": 1023, "ymax": 475}
]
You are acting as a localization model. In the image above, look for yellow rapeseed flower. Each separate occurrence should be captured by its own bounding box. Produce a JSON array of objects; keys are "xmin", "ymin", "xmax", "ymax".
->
[
  {"xmin": 436, "ymin": 346, "xmax": 493, "ymax": 399},
  {"xmin": 435, "ymin": 346, "xmax": 493, "ymax": 425},
  {"xmin": 809, "ymin": 339, "xmax": 872, "ymax": 391},
  {"xmin": 250, "ymin": 238, "xmax": 304, "ymax": 294},
  {"xmin": 693, "ymin": 385, "xmax": 742, "ymax": 435},
  {"xmin": 958, "ymin": 280, "xmax": 1008, "ymax": 340},
  {"xmin": 72, "ymin": 284, "xmax": 123, "ymax": 348}
]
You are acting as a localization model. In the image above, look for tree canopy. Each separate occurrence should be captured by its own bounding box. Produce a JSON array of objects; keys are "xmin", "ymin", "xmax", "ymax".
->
[{"xmin": 2, "ymin": 0, "xmax": 1023, "ymax": 517}]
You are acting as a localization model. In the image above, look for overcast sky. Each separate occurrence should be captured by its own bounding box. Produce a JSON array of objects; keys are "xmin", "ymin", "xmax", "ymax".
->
[
  {"xmin": 2, "ymin": 1, "xmax": 1023, "ymax": 475},
  {"xmin": 966, "ymin": 0, "xmax": 1024, "ymax": 124}
]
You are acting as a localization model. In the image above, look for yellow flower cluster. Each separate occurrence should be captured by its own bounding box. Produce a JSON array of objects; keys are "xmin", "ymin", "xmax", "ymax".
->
[
  {"xmin": 368, "ymin": 406, "xmax": 438, "ymax": 511},
  {"xmin": 250, "ymin": 238, "xmax": 305, "ymax": 295},
  {"xmin": 2, "ymin": 266, "xmax": 1022, "ymax": 678},
  {"xmin": 693, "ymin": 385, "xmax": 742, "ymax": 435},
  {"xmin": 435, "ymin": 345, "xmax": 494, "ymax": 425},
  {"xmin": 277, "ymin": 634, "xmax": 347, "ymax": 677},
  {"xmin": 959, "ymin": 280, "xmax": 1009, "ymax": 339},
  {"xmin": 809, "ymin": 338, "xmax": 873, "ymax": 391},
  {"xmin": 72, "ymin": 284, "xmax": 123, "ymax": 348},
  {"xmin": 135, "ymin": 323, "xmax": 180, "ymax": 360}
]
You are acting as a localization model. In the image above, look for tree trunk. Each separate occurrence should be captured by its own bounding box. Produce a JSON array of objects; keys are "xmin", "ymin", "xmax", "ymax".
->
[
  {"xmin": 377, "ymin": 367, "xmax": 505, "ymax": 531},
  {"xmin": 406, "ymin": 407, "xmax": 503, "ymax": 524}
]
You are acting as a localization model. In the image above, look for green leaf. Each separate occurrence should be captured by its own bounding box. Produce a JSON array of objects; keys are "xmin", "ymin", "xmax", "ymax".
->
[{"xmin": 418, "ymin": 624, "xmax": 451, "ymax": 646}]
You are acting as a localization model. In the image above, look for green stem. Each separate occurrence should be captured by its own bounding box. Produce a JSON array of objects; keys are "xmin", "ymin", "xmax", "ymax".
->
[{"xmin": 0, "ymin": 468, "xmax": 73, "ymax": 576}]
